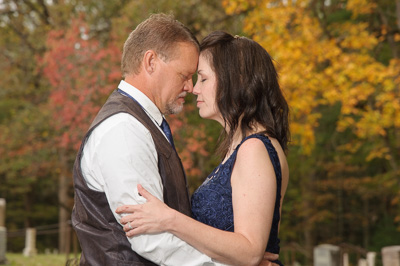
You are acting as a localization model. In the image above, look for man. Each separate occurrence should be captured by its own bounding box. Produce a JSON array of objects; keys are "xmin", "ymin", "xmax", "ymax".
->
[{"xmin": 71, "ymin": 13, "xmax": 217, "ymax": 265}]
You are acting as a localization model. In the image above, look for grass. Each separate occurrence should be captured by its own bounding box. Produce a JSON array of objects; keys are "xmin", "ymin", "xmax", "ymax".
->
[{"xmin": 4, "ymin": 253, "xmax": 79, "ymax": 266}]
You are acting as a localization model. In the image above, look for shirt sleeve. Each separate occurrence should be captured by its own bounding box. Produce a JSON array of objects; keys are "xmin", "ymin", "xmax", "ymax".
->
[{"xmin": 86, "ymin": 113, "xmax": 220, "ymax": 266}]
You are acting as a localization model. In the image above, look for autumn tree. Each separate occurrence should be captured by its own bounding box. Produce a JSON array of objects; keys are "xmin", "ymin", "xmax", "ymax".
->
[
  {"xmin": 223, "ymin": 0, "xmax": 400, "ymax": 263},
  {"xmin": 0, "ymin": 0, "xmax": 124, "ymax": 252},
  {"xmin": 1, "ymin": 0, "xmax": 244, "ymax": 253},
  {"xmin": 0, "ymin": 0, "xmax": 65, "ymax": 251}
]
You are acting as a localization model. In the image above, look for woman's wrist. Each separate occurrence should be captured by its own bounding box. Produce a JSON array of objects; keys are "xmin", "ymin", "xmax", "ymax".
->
[{"xmin": 164, "ymin": 207, "xmax": 179, "ymax": 233}]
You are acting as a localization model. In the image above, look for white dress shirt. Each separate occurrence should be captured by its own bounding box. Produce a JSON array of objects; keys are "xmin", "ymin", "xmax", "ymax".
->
[{"xmin": 81, "ymin": 80, "xmax": 219, "ymax": 266}]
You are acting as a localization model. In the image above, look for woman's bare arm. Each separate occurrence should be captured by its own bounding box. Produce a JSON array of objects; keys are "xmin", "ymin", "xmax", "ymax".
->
[{"xmin": 116, "ymin": 138, "xmax": 278, "ymax": 266}]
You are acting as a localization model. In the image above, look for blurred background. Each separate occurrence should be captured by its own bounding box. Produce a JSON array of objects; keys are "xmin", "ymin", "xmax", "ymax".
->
[{"xmin": 0, "ymin": 0, "xmax": 399, "ymax": 265}]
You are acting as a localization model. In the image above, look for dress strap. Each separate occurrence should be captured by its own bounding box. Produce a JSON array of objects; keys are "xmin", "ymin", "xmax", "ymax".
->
[{"xmin": 235, "ymin": 133, "xmax": 282, "ymax": 196}]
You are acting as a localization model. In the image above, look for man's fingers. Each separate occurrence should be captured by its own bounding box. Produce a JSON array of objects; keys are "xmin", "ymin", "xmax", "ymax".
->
[{"xmin": 263, "ymin": 252, "xmax": 279, "ymax": 260}]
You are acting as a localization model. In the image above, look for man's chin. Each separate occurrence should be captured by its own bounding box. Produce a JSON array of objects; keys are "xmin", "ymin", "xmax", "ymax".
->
[{"xmin": 166, "ymin": 103, "xmax": 184, "ymax": 115}]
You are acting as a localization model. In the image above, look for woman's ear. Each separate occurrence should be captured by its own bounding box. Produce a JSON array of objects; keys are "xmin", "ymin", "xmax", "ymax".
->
[{"xmin": 143, "ymin": 50, "xmax": 157, "ymax": 75}]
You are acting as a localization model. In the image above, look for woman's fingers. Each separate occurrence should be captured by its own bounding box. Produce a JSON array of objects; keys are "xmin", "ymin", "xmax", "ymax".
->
[
  {"xmin": 116, "ymin": 204, "xmax": 138, "ymax": 214},
  {"xmin": 120, "ymin": 212, "xmax": 138, "ymax": 225},
  {"xmin": 123, "ymin": 220, "xmax": 149, "ymax": 237},
  {"xmin": 115, "ymin": 184, "xmax": 157, "ymax": 215},
  {"xmin": 126, "ymin": 225, "xmax": 146, "ymax": 237},
  {"xmin": 124, "ymin": 221, "xmax": 134, "ymax": 231},
  {"xmin": 115, "ymin": 184, "xmax": 170, "ymax": 236},
  {"xmin": 137, "ymin": 184, "xmax": 155, "ymax": 201}
]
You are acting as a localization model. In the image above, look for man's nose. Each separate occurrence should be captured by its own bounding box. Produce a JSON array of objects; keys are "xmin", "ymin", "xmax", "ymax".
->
[{"xmin": 184, "ymin": 79, "xmax": 194, "ymax": 93}]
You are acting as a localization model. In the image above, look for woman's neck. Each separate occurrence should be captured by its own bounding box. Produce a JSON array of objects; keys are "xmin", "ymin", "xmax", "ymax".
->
[
  {"xmin": 226, "ymin": 123, "xmax": 267, "ymax": 142},
  {"xmin": 223, "ymin": 123, "xmax": 267, "ymax": 162}
]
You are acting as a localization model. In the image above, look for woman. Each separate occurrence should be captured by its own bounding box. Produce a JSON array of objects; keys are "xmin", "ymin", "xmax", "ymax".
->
[{"xmin": 116, "ymin": 31, "xmax": 290, "ymax": 266}]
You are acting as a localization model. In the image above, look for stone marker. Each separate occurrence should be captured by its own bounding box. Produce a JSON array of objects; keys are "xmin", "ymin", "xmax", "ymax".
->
[
  {"xmin": 343, "ymin": 252, "xmax": 349, "ymax": 266},
  {"xmin": 0, "ymin": 227, "xmax": 6, "ymax": 264},
  {"xmin": 0, "ymin": 199, "xmax": 4, "ymax": 227},
  {"xmin": 23, "ymin": 228, "xmax": 37, "ymax": 257},
  {"xmin": 366, "ymin": 251, "xmax": 376, "ymax": 266},
  {"xmin": 314, "ymin": 244, "xmax": 341, "ymax": 266},
  {"xmin": 358, "ymin": 258, "xmax": 367, "ymax": 266},
  {"xmin": 0, "ymin": 199, "xmax": 7, "ymax": 264},
  {"xmin": 382, "ymin": 246, "xmax": 400, "ymax": 266}
]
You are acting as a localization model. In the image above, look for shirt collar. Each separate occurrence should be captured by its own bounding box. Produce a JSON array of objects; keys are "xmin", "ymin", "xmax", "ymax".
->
[{"xmin": 118, "ymin": 80, "xmax": 164, "ymax": 127}]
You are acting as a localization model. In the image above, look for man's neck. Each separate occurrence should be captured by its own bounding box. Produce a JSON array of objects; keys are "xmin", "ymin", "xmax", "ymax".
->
[{"xmin": 124, "ymin": 74, "xmax": 155, "ymax": 104}]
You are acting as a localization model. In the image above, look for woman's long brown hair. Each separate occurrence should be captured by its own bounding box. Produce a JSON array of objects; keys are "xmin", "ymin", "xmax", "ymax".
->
[{"xmin": 200, "ymin": 31, "xmax": 290, "ymax": 156}]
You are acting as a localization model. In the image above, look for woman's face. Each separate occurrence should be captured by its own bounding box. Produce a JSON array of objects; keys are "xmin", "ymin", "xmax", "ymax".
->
[{"xmin": 193, "ymin": 53, "xmax": 223, "ymax": 124}]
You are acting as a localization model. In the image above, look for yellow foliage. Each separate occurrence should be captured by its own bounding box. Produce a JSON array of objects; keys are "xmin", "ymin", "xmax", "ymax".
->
[
  {"xmin": 337, "ymin": 141, "xmax": 362, "ymax": 154},
  {"xmin": 366, "ymin": 146, "xmax": 390, "ymax": 161},
  {"xmin": 223, "ymin": 0, "xmax": 400, "ymax": 158},
  {"xmin": 222, "ymin": 0, "xmax": 258, "ymax": 15},
  {"xmin": 346, "ymin": 0, "xmax": 376, "ymax": 17}
]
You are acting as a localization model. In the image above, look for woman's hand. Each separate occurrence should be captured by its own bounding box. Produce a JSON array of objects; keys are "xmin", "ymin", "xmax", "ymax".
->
[{"xmin": 115, "ymin": 184, "xmax": 175, "ymax": 237}]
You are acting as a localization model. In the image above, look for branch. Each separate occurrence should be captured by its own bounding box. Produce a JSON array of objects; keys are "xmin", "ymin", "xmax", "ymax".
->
[
  {"xmin": 0, "ymin": 50, "xmax": 28, "ymax": 71},
  {"xmin": 396, "ymin": 0, "xmax": 400, "ymax": 30},
  {"xmin": 23, "ymin": 0, "xmax": 51, "ymax": 26},
  {"xmin": 377, "ymin": 7, "xmax": 399, "ymax": 58},
  {"xmin": 37, "ymin": 0, "xmax": 51, "ymax": 25},
  {"xmin": 8, "ymin": 22, "xmax": 38, "ymax": 53}
]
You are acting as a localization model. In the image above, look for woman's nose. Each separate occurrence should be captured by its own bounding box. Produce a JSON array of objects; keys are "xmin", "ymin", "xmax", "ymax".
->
[{"xmin": 192, "ymin": 81, "xmax": 200, "ymax": 95}]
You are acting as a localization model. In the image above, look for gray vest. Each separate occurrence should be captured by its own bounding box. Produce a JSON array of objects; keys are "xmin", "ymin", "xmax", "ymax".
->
[{"xmin": 72, "ymin": 90, "xmax": 191, "ymax": 265}]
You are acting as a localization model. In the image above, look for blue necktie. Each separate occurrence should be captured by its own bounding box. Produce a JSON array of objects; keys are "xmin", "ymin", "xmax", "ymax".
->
[{"xmin": 160, "ymin": 118, "xmax": 175, "ymax": 149}]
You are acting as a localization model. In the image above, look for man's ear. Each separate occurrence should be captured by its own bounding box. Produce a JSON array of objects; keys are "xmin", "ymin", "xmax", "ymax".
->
[{"xmin": 143, "ymin": 50, "xmax": 157, "ymax": 75}]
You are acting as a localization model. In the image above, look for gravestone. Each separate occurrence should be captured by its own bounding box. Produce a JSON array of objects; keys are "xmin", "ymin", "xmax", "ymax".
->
[
  {"xmin": 0, "ymin": 199, "xmax": 4, "ymax": 227},
  {"xmin": 358, "ymin": 258, "xmax": 367, "ymax": 266},
  {"xmin": 382, "ymin": 246, "xmax": 400, "ymax": 266},
  {"xmin": 0, "ymin": 228, "xmax": 5, "ymax": 265},
  {"xmin": 314, "ymin": 244, "xmax": 341, "ymax": 266},
  {"xmin": 367, "ymin": 251, "xmax": 376, "ymax": 266},
  {"xmin": 0, "ymin": 199, "xmax": 6, "ymax": 264},
  {"xmin": 23, "ymin": 228, "xmax": 37, "ymax": 257},
  {"xmin": 343, "ymin": 253, "xmax": 349, "ymax": 266}
]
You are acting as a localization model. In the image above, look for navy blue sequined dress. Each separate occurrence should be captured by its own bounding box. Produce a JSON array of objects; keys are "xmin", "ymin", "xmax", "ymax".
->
[{"xmin": 191, "ymin": 134, "xmax": 283, "ymax": 266}]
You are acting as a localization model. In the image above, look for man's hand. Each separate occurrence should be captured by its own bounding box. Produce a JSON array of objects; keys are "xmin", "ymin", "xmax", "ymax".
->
[{"xmin": 259, "ymin": 252, "xmax": 279, "ymax": 266}]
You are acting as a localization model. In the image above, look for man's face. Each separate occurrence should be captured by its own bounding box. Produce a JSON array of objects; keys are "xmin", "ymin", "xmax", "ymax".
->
[{"xmin": 155, "ymin": 42, "xmax": 199, "ymax": 115}]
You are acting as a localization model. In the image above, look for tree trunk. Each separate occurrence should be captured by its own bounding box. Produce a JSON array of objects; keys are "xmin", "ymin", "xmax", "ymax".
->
[
  {"xmin": 396, "ymin": 0, "xmax": 400, "ymax": 30},
  {"xmin": 363, "ymin": 198, "xmax": 370, "ymax": 249},
  {"xmin": 303, "ymin": 197, "xmax": 314, "ymax": 264},
  {"xmin": 58, "ymin": 152, "xmax": 69, "ymax": 254},
  {"xmin": 302, "ymin": 168, "xmax": 314, "ymax": 264}
]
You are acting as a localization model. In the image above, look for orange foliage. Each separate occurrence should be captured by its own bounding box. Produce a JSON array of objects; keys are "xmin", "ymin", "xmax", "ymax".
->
[{"xmin": 39, "ymin": 17, "xmax": 121, "ymax": 151}]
